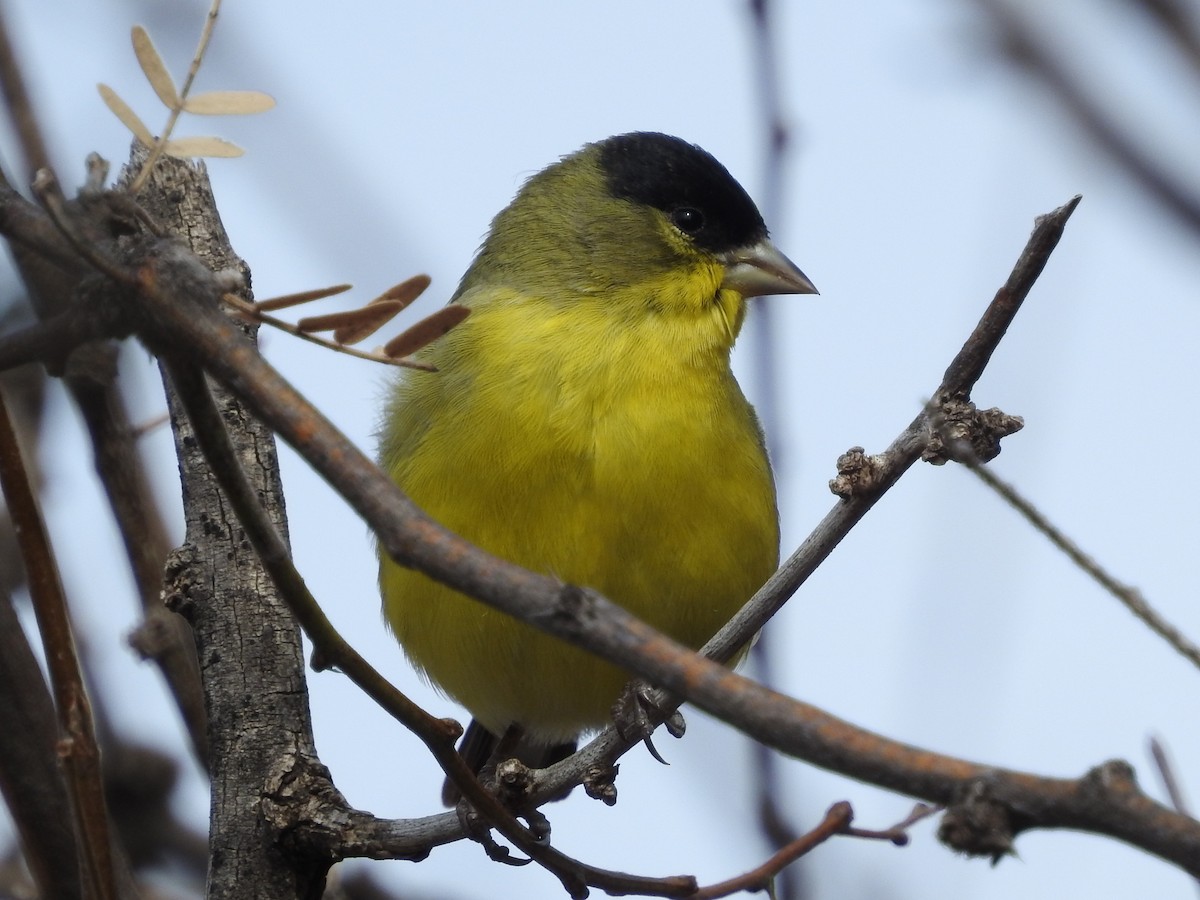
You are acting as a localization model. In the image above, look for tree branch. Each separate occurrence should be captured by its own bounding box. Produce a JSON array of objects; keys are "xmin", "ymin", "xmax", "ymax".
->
[
  {"xmin": 97, "ymin": 176, "xmax": 1198, "ymax": 875},
  {"xmin": 122, "ymin": 150, "xmax": 328, "ymax": 900},
  {"xmin": 0, "ymin": 391, "xmax": 121, "ymax": 900},
  {"xmin": 974, "ymin": 0, "xmax": 1200, "ymax": 238},
  {"xmin": 0, "ymin": 591, "xmax": 83, "ymax": 900}
]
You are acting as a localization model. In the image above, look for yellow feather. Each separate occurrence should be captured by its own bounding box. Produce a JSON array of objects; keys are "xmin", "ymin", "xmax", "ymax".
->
[{"xmin": 379, "ymin": 262, "xmax": 778, "ymax": 742}]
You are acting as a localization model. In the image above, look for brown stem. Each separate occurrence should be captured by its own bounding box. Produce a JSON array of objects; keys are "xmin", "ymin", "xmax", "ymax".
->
[
  {"xmin": 692, "ymin": 802, "xmax": 852, "ymax": 899},
  {"xmin": 0, "ymin": 592, "xmax": 83, "ymax": 900},
  {"xmin": 0, "ymin": 390, "xmax": 119, "ymax": 900}
]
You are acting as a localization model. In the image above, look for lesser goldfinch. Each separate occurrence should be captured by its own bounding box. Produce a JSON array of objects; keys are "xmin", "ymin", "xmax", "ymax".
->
[{"xmin": 378, "ymin": 132, "xmax": 815, "ymax": 797}]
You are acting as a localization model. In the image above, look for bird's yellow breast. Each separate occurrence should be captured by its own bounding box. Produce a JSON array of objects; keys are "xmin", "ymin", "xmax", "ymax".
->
[{"xmin": 379, "ymin": 269, "xmax": 779, "ymax": 742}]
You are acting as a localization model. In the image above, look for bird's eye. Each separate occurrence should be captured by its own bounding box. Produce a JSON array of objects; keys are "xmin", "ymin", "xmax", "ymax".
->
[{"xmin": 671, "ymin": 207, "xmax": 705, "ymax": 235}]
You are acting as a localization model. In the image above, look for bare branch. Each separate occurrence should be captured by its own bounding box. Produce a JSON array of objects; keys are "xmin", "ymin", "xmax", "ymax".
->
[
  {"xmin": 128, "ymin": 1, "xmax": 223, "ymax": 192},
  {"xmin": 968, "ymin": 462, "xmax": 1200, "ymax": 671},
  {"xmin": 0, "ymin": 593, "xmax": 83, "ymax": 900},
  {"xmin": 0, "ymin": 392, "xmax": 119, "ymax": 900},
  {"xmin": 974, "ymin": 0, "xmax": 1200, "ymax": 237},
  {"xmin": 110, "ymin": 175, "xmax": 1200, "ymax": 873},
  {"xmin": 1149, "ymin": 736, "xmax": 1194, "ymax": 819},
  {"xmin": 692, "ymin": 802, "xmax": 852, "ymax": 900},
  {"xmin": 710, "ymin": 197, "xmax": 1081, "ymax": 678},
  {"xmin": 0, "ymin": 3, "xmax": 52, "ymax": 181}
]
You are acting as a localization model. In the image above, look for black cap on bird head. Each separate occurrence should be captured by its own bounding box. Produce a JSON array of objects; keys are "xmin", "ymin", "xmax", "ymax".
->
[
  {"xmin": 598, "ymin": 132, "xmax": 768, "ymax": 255},
  {"xmin": 598, "ymin": 132, "xmax": 817, "ymax": 297}
]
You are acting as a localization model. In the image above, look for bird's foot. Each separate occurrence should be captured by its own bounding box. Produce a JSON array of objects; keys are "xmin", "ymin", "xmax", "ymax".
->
[
  {"xmin": 611, "ymin": 681, "xmax": 687, "ymax": 763},
  {"xmin": 455, "ymin": 778, "xmax": 550, "ymax": 864}
]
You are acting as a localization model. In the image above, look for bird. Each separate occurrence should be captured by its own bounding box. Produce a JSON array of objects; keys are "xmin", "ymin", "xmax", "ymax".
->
[{"xmin": 377, "ymin": 132, "xmax": 816, "ymax": 802}]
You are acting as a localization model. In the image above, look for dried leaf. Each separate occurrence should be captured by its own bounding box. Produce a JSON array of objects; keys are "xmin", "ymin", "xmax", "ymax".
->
[
  {"xmin": 383, "ymin": 305, "xmax": 470, "ymax": 360},
  {"xmin": 183, "ymin": 90, "xmax": 277, "ymax": 116},
  {"xmin": 97, "ymin": 84, "xmax": 153, "ymax": 144},
  {"xmin": 255, "ymin": 284, "xmax": 352, "ymax": 312},
  {"xmin": 162, "ymin": 135, "xmax": 244, "ymax": 159},
  {"xmin": 332, "ymin": 301, "xmax": 406, "ymax": 344},
  {"xmin": 297, "ymin": 305, "xmax": 400, "ymax": 337},
  {"xmin": 131, "ymin": 26, "xmax": 180, "ymax": 109},
  {"xmin": 371, "ymin": 274, "xmax": 432, "ymax": 312}
]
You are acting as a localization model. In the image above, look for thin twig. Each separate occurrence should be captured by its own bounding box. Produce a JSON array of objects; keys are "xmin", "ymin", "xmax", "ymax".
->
[
  {"xmin": 0, "ymin": 390, "xmax": 117, "ymax": 900},
  {"xmin": 968, "ymin": 462, "xmax": 1200, "ymax": 672},
  {"xmin": 692, "ymin": 803, "xmax": 852, "ymax": 900},
  {"xmin": 30, "ymin": 170, "xmax": 137, "ymax": 287},
  {"xmin": 707, "ymin": 197, "xmax": 1081, "ymax": 670},
  {"xmin": 843, "ymin": 802, "xmax": 942, "ymax": 845},
  {"xmin": 128, "ymin": 411, "xmax": 170, "ymax": 440},
  {"xmin": 1149, "ymin": 736, "xmax": 1193, "ymax": 818},
  {"xmin": 221, "ymin": 294, "xmax": 437, "ymax": 371},
  {"xmin": 129, "ymin": 0, "xmax": 223, "ymax": 193},
  {"xmin": 1148, "ymin": 736, "xmax": 1200, "ymax": 894},
  {"xmin": 1122, "ymin": 0, "xmax": 1200, "ymax": 69},
  {"xmin": 0, "ymin": 2, "xmax": 52, "ymax": 181},
  {"xmin": 974, "ymin": 0, "xmax": 1200, "ymax": 238},
  {"xmin": 744, "ymin": 2, "xmax": 808, "ymax": 896},
  {"xmin": 0, "ymin": 313, "xmax": 107, "ymax": 373},
  {"xmin": 0, "ymin": 591, "xmax": 83, "ymax": 900}
]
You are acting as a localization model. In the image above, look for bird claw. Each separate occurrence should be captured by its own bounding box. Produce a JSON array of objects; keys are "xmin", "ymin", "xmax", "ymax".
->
[
  {"xmin": 611, "ymin": 681, "xmax": 687, "ymax": 759},
  {"xmin": 642, "ymin": 734, "xmax": 669, "ymax": 765},
  {"xmin": 663, "ymin": 708, "xmax": 687, "ymax": 738},
  {"xmin": 455, "ymin": 784, "xmax": 549, "ymax": 861}
]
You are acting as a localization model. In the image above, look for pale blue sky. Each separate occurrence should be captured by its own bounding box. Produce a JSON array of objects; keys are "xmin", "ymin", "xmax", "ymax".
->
[{"xmin": 2, "ymin": 2, "xmax": 1198, "ymax": 898}]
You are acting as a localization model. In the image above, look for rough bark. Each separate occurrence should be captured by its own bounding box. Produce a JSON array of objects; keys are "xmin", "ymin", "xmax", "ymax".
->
[{"xmin": 122, "ymin": 147, "xmax": 327, "ymax": 900}]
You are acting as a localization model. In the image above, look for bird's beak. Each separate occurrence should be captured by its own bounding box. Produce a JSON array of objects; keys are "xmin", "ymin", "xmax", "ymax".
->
[{"xmin": 719, "ymin": 239, "xmax": 818, "ymax": 297}]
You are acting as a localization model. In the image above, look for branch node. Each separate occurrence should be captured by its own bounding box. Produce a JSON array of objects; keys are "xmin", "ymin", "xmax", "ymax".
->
[
  {"xmin": 126, "ymin": 608, "xmax": 185, "ymax": 661},
  {"xmin": 828, "ymin": 446, "xmax": 888, "ymax": 499},
  {"xmin": 923, "ymin": 399, "xmax": 1024, "ymax": 466},
  {"xmin": 1082, "ymin": 758, "xmax": 1140, "ymax": 800},
  {"xmin": 495, "ymin": 756, "xmax": 536, "ymax": 806},
  {"xmin": 937, "ymin": 779, "xmax": 1017, "ymax": 864},
  {"xmin": 582, "ymin": 763, "xmax": 619, "ymax": 806}
]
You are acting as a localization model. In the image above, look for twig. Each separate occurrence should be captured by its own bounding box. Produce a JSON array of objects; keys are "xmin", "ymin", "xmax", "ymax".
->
[
  {"xmin": 0, "ymin": 390, "xmax": 117, "ymax": 900},
  {"xmin": 974, "ymin": 0, "xmax": 1200, "ymax": 238},
  {"xmin": 1122, "ymin": 0, "xmax": 1200, "ymax": 70},
  {"xmin": 128, "ymin": 411, "xmax": 170, "ymax": 440},
  {"xmin": 1149, "ymin": 736, "xmax": 1193, "ymax": 818},
  {"xmin": 72, "ymin": 364, "xmax": 208, "ymax": 770},
  {"xmin": 692, "ymin": 802, "xmax": 852, "ymax": 900},
  {"xmin": 0, "ymin": 591, "xmax": 83, "ymax": 900},
  {"xmin": 843, "ymin": 802, "xmax": 941, "ymax": 845},
  {"xmin": 694, "ymin": 199, "xmax": 1080, "ymax": 686},
  {"xmin": 744, "ymin": 2, "xmax": 808, "ymax": 896},
  {"xmin": 1148, "ymin": 736, "xmax": 1200, "ymax": 894},
  {"xmin": 128, "ymin": 0, "xmax": 223, "ymax": 193},
  {"xmin": 745, "ymin": 0, "xmax": 793, "ymax": 464},
  {"xmin": 0, "ymin": 313, "xmax": 108, "ymax": 373},
  {"xmin": 7, "ymin": 165, "xmax": 210, "ymax": 770},
  {"xmin": 221, "ymin": 293, "xmax": 437, "ymax": 371},
  {"xmin": 968, "ymin": 462, "xmax": 1200, "ymax": 672},
  {"xmin": 0, "ymin": 179, "xmax": 91, "ymax": 274},
  {"xmin": 0, "ymin": 2, "xmax": 52, "ymax": 181},
  {"xmin": 30, "ymin": 170, "xmax": 137, "ymax": 287}
]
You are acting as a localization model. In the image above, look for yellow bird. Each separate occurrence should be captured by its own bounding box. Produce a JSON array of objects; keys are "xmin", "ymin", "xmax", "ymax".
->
[{"xmin": 378, "ymin": 132, "xmax": 816, "ymax": 795}]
